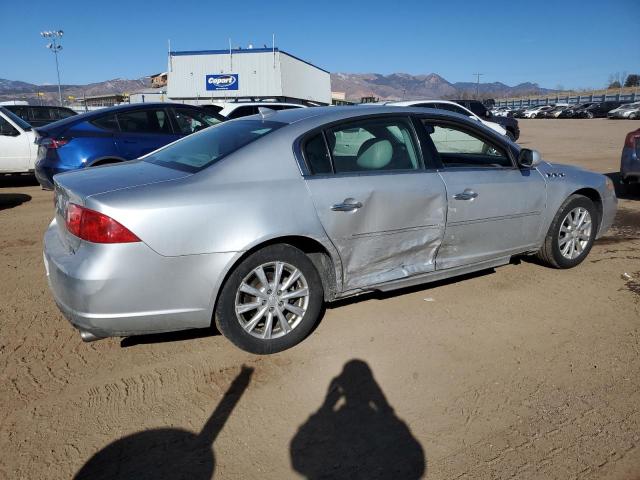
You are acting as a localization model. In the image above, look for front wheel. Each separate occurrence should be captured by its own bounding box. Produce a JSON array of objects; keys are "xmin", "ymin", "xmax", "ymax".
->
[
  {"xmin": 536, "ymin": 195, "xmax": 597, "ymax": 268},
  {"xmin": 215, "ymin": 244, "xmax": 324, "ymax": 354}
]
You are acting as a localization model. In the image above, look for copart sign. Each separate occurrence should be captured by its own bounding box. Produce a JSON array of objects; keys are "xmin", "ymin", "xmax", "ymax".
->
[{"xmin": 205, "ymin": 74, "xmax": 239, "ymax": 91}]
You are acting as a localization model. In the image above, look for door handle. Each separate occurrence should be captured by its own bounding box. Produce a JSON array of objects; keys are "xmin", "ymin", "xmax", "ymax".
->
[
  {"xmin": 453, "ymin": 189, "xmax": 479, "ymax": 201},
  {"xmin": 331, "ymin": 199, "xmax": 363, "ymax": 212}
]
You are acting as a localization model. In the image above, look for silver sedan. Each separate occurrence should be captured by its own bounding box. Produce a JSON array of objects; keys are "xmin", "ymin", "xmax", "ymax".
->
[{"xmin": 43, "ymin": 106, "xmax": 617, "ymax": 353}]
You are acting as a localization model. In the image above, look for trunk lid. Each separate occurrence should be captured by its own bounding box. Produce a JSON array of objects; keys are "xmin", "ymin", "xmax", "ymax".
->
[{"xmin": 53, "ymin": 160, "xmax": 192, "ymax": 251}]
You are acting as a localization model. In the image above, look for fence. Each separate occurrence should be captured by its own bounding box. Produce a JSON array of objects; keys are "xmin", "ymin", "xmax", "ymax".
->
[{"xmin": 495, "ymin": 91, "xmax": 639, "ymax": 108}]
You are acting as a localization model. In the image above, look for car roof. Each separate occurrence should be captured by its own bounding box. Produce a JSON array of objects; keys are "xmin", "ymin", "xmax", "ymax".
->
[
  {"xmin": 221, "ymin": 102, "xmax": 305, "ymax": 108},
  {"xmin": 36, "ymin": 102, "xmax": 203, "ymax": 132},
  {"xmin": 242, "ymin": 105, "xmax": 486, "ymax": 129}
]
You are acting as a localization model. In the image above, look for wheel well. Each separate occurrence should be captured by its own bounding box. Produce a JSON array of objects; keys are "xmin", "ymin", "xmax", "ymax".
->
[
  {"xmin": 90, "ymin": 158, "xmax": 122, "ymax": 167},
  {"xmin": 214, "ymin": 236, "xmax": 338, "ymax": 319},
  {"xmin": 572, "ymin": 188, "xmax": 603, "ymax": 232}
]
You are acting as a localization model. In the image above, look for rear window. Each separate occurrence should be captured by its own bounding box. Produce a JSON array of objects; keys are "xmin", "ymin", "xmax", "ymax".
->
[{"xmin": 144, "ymin": 119, "xmax": 285, "ymax": 172}]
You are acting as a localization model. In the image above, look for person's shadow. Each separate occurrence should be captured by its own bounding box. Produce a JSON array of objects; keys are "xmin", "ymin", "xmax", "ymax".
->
[
  {"xmin": 73, "ymin": 365, "xmax": 253, "ymax": 480},
  {"xmin": 290, "ymin": 359, "xmax": 426, "ymax": 479}
]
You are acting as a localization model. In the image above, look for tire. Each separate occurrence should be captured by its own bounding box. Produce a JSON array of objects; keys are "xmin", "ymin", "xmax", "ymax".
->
[
  {"xmin": 586, "ymin": 111, "xmax": 594, "ymax": 119},
  {"xmin": 536, "ymin": 194, "xmax": 598, "ymax": 269},
  {"xmin": 215, "ymin": 244, "xmax": 324, "ymax": 354},
  {"xmin": 506, "ymin": 130, "xmax": 516, "ymax": 141}
]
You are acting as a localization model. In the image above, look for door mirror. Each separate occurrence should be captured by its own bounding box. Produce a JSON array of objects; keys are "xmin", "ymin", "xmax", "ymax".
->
[
  {"xmin": 518, "ymin": 148, "xmax": 542, "ymax": 168},
  {"xmin": 485, "ymin": 110, "xmax": 492, "ymax": 118}
]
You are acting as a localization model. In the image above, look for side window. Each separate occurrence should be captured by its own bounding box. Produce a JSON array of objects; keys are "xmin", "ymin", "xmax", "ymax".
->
[
  {"xmin": 227, "ymin": 106, "xmax": 257, "ymax": 119},
  {"xmin": 326, "ymin": 117, "xmax": 421, "ymax": 173},
  {"xmin": 31, "ymin": 107, "xmax": 52, "ymax": 121},
  {"xmin": 117, "ymin": 109, "xmax": 172, "ymax": 134},
  {"xmin": 0, "ymin": 116, "xmax": 19, "ymax": 136},
  {"xmin": 172, "ymin": 108, "xmax": 221, "ymax": 135},
  {"xmin": 303, "ymin": 133, "xmax": 332, "ymax": 174},
  {"xmin": 91, "ymin": 114, "xmax": 120, "ymax": 131},
  {"xmin": 424, "ymin": 121, "xmax": 511, "ymax": 168},
  {"xmin": 56, "ymin": 109, "xmax": 76, "ymax": 119}
]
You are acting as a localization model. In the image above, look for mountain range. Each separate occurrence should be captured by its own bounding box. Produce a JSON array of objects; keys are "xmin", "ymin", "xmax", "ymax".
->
[
  {"xmin": 330, "ymin": 73, "xmax": 554, "ymax": 101},
  {"xmin": 0, "ymin": 74, "xmax": 553, "ymax": 104}
]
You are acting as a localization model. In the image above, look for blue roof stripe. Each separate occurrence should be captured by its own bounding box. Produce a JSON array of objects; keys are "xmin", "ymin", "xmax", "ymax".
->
[{"xmin": 169, "ymin": 48, "xmax": 330, "ymax": 74}]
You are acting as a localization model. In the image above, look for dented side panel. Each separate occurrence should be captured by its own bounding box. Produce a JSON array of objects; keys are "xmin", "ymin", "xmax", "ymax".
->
[{"xmin": 304, "ymin": 172, "xmax": 447, "ymax": 290}]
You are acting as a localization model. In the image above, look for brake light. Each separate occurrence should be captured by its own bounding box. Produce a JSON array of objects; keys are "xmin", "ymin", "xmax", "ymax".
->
[
  {"xmin": 65, "ymin": 204, "xmax": 140, "ymax": 243},
  {"xmin": 42, "ymin": 137, "xmax": 70, "ymax": 149},
  {"xmin": 624, "ymin": 131, "xmax": 640, "ymax": 148}
]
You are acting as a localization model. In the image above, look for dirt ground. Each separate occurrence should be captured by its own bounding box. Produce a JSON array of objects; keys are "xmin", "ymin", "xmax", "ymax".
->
[{"xmin": 1, "ymin": 118, "xmax": 640, "ymax": 480}]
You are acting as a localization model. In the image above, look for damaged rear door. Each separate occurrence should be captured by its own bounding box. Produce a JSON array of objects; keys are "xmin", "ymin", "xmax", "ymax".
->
[{"xmin": 301, "ymin": 115, "xmax": 447, "ymax": 290}]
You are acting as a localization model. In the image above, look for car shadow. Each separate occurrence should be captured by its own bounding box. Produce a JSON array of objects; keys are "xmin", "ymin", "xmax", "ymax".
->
[
  {"xmin": 0, "ymin": 174, "xmax": 39, "ymax": 188},
  {"xmin": 73, "ymin": 365, "xmax": 253, "ymax": 480},
  {"xmin": 0, "ymin": 193, "xmax": 32, "ymax": 211},
  {"xmin": 606, "ymin": 172, "xmax": 640, "ymax": 201},
  {"xmin": 290, "ymin": 359, "xmax": 426, "ymax": 479},
  {"xmin": 120, "ymin": 327, "xmax": 220, "ymax": 348}
]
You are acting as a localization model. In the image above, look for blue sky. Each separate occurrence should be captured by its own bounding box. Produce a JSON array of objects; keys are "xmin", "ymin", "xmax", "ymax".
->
[{"xmin": 1, "ymin": 0, "xmax": 638, "ymax": 89}]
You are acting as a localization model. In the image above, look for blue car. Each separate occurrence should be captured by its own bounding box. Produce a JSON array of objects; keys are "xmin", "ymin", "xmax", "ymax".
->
[{"xmin": 35, "ymin": 103, "xmax": 223, "ymax": 189}]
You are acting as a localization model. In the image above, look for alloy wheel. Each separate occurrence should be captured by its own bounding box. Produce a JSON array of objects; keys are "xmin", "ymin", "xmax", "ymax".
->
[
  {"xmin": 558, "ymin": 207, "xmax": 592, "ymax": 260},
  {"xmin": 234, "ymin": 261, "xmax": 310, "ymax": 339}
]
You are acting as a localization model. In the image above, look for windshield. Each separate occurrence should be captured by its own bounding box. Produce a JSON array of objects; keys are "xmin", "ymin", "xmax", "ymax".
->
[
  {"xmin": 0, "ymin": 106, "xmax": 32, "ymax": 131},
  {"xmin": 144, "ymin": 119, "xmax": 285, "ymax": 173}
]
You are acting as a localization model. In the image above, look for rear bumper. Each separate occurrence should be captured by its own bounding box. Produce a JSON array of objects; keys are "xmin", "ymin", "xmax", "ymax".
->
[
  {"xmin": 621, "ymin": 147, "xmax": 640, "ymax": 181},
  {"xmin": 35, "ymin": 163, "xmax": 72, "ymax": 190},
  {"xmin": 43, "ymin": 219, "xmax": 238, "ymax": 339}
]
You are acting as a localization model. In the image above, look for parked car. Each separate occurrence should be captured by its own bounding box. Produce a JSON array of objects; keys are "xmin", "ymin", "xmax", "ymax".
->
[
  {"xmin": 35, "ymin": 103, "xmax": 224, "ymax": 189},
  {"xmin": 620, "ymin": 128, "xmax": 640, "ymax": 190},
  {"xmin": 43, "ymin": 106, "xmax": 616, "ymax": 353},
  {"xmin": 0, "ymin": 106, "xmax": 38, "ymax": 173},
  {"xmin": 556, "ymin": 103, "xmax": 592, "ymax": 119},
  {"xmin": 574, "ymin": 101, "xmax": 624, "ymax": 119},
  {"xmin": 384, "ymin": 100, "xmax": 508, "ymax": 137},
  {"xmin": 453, "ymin": 100, "xmax": 520, "ymax": 140},
  {"xmin": 538, "ymin": 105, "xmax": 570, "ymax": 119},
  {"xmin": 4, "ymin": 104, "xmax": 77, "ymax": 128},
  {"xmin": 217, "ymin": 102, "xmax": 305, "ymax": 119},
  {"xmin": 522, "ymin": 105, "xmax": 553, "ymax": 118},
  {"xmin": 608, "ymin": 101, "xmax": 640, "ymax": 120}
]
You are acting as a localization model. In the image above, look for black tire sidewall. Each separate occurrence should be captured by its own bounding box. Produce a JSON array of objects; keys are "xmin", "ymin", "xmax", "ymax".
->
[
  {"xmin": 215, "ymin": 244, "xmax": 324, "ymax": 354},
  {"xmin": 549, "ymin": 196, "xmax": 597, "ymax": 268}
]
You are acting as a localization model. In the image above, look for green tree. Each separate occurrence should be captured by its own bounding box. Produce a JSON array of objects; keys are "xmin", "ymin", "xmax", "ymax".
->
[
  {"xmin": 624, "ymin": 74, "xmax": 639, "ymax": 87},
  {"xmin": 609, "ymin": 81, "xmax": 621, "ymax": 89}
]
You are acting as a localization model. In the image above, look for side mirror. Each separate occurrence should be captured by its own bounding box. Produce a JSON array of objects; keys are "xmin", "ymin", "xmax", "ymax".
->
[
  {"xmin": 518, "ymin": 148, "xmax": 542, "ymax": 168},
  {"xmin": 485, "ymin": 110, "xmax": 492, "ymax": 118}
]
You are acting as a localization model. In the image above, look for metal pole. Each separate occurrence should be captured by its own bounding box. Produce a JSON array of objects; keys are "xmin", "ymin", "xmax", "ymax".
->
[
  {"xmin": 53, "ymin": 37, "xmax": 63, "ymax": 106},
  {"xmin": 473, "ymin": 73, "xmax": 483, "ymax": 98}
]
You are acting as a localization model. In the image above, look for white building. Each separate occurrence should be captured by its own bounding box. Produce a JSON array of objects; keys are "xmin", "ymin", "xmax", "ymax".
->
[{"xmin": 166, "ymin": 47, "xmax": 331, "ymax": 105}]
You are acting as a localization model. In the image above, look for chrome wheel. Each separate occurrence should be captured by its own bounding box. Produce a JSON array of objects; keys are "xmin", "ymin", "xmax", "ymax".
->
[
  {"xmin": 558, "ymin": 207, "xmax": 592, "ymax": 260},
  {"xmin": 234, "ymin": 261, "xmax": 310, "ymax": 340}
]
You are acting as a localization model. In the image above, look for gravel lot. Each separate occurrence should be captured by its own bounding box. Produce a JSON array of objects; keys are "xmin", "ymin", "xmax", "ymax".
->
[{"xmin": 1, "ymin": 119, "xmax": 639, "ymax": 479}]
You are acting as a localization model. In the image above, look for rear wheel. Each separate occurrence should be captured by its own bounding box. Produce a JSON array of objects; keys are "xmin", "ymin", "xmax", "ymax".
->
[
  {"xmin": 215, "ymin": 244, "xmax": 324, "ymax": 354},
  {"xmin": 536, "ymin": 195, "xmax": 597, "ymax": 268},
  {"xmin": 506, "ymin": 130, "xmax": 516, "ymax": 141}
]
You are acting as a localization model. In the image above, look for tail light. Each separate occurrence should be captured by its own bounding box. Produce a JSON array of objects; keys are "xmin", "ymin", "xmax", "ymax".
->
[
  {"xmin": 65, "ymin": 204, "xmax": 140, "ymax": 243},
  {"xmin": 624, "ymin": 130, "xmax": 640, "ymax": 149},
  {"xmin": 41, "ymin": 137, "xmax": 70, "ymax": 149}
]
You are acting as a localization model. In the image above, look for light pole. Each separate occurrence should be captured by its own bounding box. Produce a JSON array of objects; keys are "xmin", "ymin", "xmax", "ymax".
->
[{"xmin": 40, "ymin": 30, "xmax": 64, "ymax": 106}]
